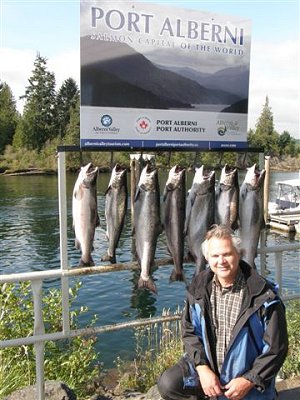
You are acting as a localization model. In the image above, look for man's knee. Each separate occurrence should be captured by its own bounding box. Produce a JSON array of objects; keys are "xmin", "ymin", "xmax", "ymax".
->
[{"xmin": 157, "ymin": 368, "xmax": 175, "ymax": 399}]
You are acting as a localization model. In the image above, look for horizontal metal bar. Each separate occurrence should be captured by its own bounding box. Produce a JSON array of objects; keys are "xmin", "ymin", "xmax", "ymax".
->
[
  {"xmin": 1, "ymin": 241, "xmax": 299, "ymax": 283},
  {"xmin": 0, "ymin": 314, "xmax": 181, "ymax": 349},
  {"xmin": 0, "ymin": 258, "xmax": 173, "ymax": 283},
  {"xmin": 257, "ymin": 243, "xmax": 300, "ymax": 253}
]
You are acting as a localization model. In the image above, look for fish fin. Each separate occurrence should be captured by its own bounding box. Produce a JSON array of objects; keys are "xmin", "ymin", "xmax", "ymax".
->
[
  {"xmin": 169, "ymin": 269, "xmax": 186, "ymax": 283},
  {"xmin": 138, "ymin": 276, "xmax": 157, "ymax": 294},
  {"xmin": 73, "ymin": 187, "xmax": 83, "ymax": 201},
  {"xmin": 134, "ymin": 187, "xmax": 141, "ymax": 202},
  {"xmin": 75, "ymin": 238, "xmax": 81, "ymax": 250},
  {"xmin": 162, "ymin": 187, "xmax": 167, "ymax": 201},
  {"xmin": 101, "ymin": 253, "xmax": 116, "ymax": 264},
  {"xmin": 184, "ymin": 252, "xmax": 195, "ymax": 263},
  {"xmin": 79, "ymin": 257, "xmax": 95, "ymax": 267},
  {"xmin": 231, "ymin": 220, "xmax": 239, "ymax": 231},
  {"xmin": 158, "ymin": 223, "xmax": 164, "ymax": 235},
  {"xmin": 104, "ymin": 186, "xmax": 111, "ymax": 196},
  {"xmin": 96, "ymin": 214, "xmax": 100, "ymax": 227}
]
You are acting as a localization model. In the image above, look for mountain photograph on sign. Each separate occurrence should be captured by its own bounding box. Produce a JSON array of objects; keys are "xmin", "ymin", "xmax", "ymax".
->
[{"xmin": 80, "ymin": 36, "xmax": 248, "ymax": 113}]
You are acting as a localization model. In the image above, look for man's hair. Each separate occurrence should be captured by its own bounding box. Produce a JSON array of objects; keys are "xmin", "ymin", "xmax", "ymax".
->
[{"xmin": 201, "ymin": 224, "xmax": 243, "ymax": 259}]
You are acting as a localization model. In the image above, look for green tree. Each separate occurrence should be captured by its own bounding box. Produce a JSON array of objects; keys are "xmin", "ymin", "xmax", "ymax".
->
[
  {"xmin": 13, "ymin": 53, "xmax": 56, "ymax": 150},
  {"xmin": 277, "ymin": 131, "xmax": 297, "ymax": 157},
  {"xmin": 255, "ymin": 96, "xmax": 274, "ymax": 136},
  {"xmin": 63, "ymin": 97, "xmax": 80, "ymax": 146},
  {"xmin": 0, "ymin": 82, "xmax": 18, "ymax": 153},
  {"xmin": 248, "ymin": 96, "xmax": 279, "ymax": 156},
  {"xmin": 55, "ymin": 78, "xmax": 79, "ymax": 139}
]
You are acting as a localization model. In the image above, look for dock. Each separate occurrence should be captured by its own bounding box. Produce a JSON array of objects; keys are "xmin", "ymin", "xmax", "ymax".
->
[{"xmin": 269, "ymin": 212, "xmax": 300, "ymax": 233}]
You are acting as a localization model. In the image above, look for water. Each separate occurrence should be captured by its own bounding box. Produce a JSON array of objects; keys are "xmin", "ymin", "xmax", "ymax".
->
[{"xmin": 0, "ymin": 169, "xmax": 299, "ymax": 367}]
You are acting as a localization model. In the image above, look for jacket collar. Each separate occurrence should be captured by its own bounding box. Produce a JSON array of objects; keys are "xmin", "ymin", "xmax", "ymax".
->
[{"xmin": 188, "ymin": 260, "xmax": 272, "ymax": 301}]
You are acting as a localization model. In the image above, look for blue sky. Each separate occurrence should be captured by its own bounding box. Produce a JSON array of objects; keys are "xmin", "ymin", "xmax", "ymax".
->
[{"xmin": 1, "ymin": 0, "xmax": 299, "ymax": 137}]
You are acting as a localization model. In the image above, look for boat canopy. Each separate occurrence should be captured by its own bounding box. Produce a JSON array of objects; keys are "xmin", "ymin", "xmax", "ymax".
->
[{"xmin": 275, "ymin": 179, "xmax": 300, "ymax": 188}]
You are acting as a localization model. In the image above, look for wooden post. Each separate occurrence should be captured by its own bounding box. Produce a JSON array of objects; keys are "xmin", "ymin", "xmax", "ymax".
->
[{"xmin": 264, "ymin": 156, "xmax": 271, "ymax": 224}]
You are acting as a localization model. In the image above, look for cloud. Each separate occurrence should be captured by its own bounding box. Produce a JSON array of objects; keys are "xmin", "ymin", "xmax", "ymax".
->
[
  {"xmin": 48, "ymin": 49, "xmax": 80, "ymax": 91},
  {"xmin": 0, "ymin": 48, "xmax": 80, "ymax": 113},
  {"xmin": 248, "ymin": 39, "xmax": 299, "ymax": 136},
  {"xmin": 0, "ymin": 48, "xmax": 36, "ymax": 111}
]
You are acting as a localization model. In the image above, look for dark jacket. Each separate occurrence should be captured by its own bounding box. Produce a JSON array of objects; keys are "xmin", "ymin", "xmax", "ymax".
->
[{"xmin": 182, "ymin": 260, "xmax": 288, "ymax": 399}]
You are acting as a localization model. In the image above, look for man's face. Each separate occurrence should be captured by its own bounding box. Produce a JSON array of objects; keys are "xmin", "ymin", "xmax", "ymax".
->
[{"xmin": 207, "ymin": 236, "xmax": 240, "ymax": 286}]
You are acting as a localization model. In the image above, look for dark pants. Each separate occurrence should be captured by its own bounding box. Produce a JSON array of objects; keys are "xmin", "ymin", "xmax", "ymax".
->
[
  {"xmin": 157, "ymin": 359, "xmax": 207, "ymax": 400},
  {"xmin": 157, "ymin": 360, "xmax": 278, "ymax": 400}
]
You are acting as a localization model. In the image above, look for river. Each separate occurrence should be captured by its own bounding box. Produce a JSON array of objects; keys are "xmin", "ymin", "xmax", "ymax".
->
[{"xmin": 0, "ymin": 169, "xmax": 299, "ymax": 367}]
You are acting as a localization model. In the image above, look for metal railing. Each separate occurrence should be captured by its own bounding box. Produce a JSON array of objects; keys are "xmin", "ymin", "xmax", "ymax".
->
[{"xmin": 1, "ymin": 151, "xmax": 300, "ymax": 400}]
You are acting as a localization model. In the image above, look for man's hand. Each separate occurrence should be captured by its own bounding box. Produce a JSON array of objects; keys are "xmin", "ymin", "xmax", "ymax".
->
[
  {"xmin": 196, "ymin": 365, "xmax": 224, "ymax": 398},
  {"xmin": 223, "ymin": 377, "xmax": 255, "ymax": 399}
]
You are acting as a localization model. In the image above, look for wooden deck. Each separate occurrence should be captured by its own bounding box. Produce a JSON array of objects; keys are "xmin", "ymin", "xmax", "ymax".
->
[{"xmin": 269, "ymin": 212, "xmax": 300, "ymax": 233}]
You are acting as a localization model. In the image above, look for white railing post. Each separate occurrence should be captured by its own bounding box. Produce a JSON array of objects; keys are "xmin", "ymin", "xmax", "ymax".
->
[
  {"xmin": 275, "ymin": 252, "xmax": 283, "ymax": 297},
  {"xmin": 57, "ymin": 150, "xmax": 70, "ymax": 335},
  {"xmin": 32, "ymin": 279, "xmax": 45, "ymax": 400}
]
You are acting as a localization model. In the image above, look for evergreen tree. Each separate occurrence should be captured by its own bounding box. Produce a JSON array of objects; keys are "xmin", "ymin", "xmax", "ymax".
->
[
  {"xmin": 278, "ymin": 131, "xmax": 292, "ymax": 156},
  {"xmin": 13, "ymin": 53, "xmax": 56, "ymax": 150},
  {"xmin": 55, "ymin": 78, "xmax": 79, "ymax": 139},
  {"xmin": 0, "ymin": 82, "xmax": 18, "ymax": 153},
  {"xmin": 248, "ymin": 96, "xmax": 279, "ymax": 155},
  {"xmin": 255, "ymin": 96, "xmax": 274, "ymax": 136},
  {"xmin": 63, "ymin": 97, "xmax": 80, "ymax": 145}
]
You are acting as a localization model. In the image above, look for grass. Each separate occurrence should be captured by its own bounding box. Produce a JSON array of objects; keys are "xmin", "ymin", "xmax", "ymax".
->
[{"xmin": 116, "ymin": 300, "xmax": 300, "ymax": 394}]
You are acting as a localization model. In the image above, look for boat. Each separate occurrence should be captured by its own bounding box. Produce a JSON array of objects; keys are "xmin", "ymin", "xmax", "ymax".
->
[{"xmin": 268, "ymin": 178, "xmax": 300, "ymax": 233}]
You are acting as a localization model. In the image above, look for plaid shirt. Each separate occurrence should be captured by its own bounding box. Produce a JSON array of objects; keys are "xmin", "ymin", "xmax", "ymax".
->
[{"xmin": 210, "ymin": 269, "xmax": 246, "ymax": 372}]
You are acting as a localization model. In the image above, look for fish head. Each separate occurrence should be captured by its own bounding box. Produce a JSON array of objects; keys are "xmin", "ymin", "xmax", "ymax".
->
[
  {"xmin": 78, "ymin": 163, "xmax": 98, "ymax": 188},
  {"xmin": 193, "ymin": 166, "xmax": 215, "ymax": 193},
  {"xmin": 245, "ymin": 164, "xmax": 265, "ymax": 189},
  {"xmin": 193, "ymin": 165, "xmax": 204, "ymax": 184},
  {"xmin": 108, "ymin": 163, "xmax": 127, "ymax": 188},
  {"xmin": 220, "ymin": 164, "xmax": 237, "ymax": 186},
  {"xmin": 165, "ymin": 165, "xmax": 186, "ymax": 190},
  {"xmin": 139, "ymin": 163, "xmax": 158, "ymax": 191}
]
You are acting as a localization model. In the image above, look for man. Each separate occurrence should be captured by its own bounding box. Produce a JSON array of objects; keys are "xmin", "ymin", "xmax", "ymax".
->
[{"xmin": 158, "ymin": 225, "xmax": 288, "ymax": 400}]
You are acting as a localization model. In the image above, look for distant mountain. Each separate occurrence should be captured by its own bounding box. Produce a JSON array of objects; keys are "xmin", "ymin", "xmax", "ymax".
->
[
  {"xmin": 221, "ymin": 99, "xmax": 248, "ymax": 114},
  {"xmin": 156, "ymin": 64, "xmax": 249, "ymax": 99},
  {"xmin": 81, "ymin": 36, "xmax": 241, "ymax": 109},
  {"xmin": 81, "ymin": 67, "xmax": 189, "ymax": 109}
]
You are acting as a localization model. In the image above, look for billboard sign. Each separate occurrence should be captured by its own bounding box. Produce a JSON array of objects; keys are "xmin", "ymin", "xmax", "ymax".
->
[{"xmin": 80, "ymin": 0, "xmax": 251, "ymax": 150}]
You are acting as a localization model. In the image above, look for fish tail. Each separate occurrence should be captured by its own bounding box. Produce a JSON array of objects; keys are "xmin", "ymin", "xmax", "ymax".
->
[
  {"xmin": 169, "ymin": 269, "xmax": 186, "ymax": 283},
  {"xmin": 101, "ymin": 253, "xmax": 116, "ymax": 264},
  {"xmin": 138, "ymin": 276, "xmax": 157, "ymax": 294}
]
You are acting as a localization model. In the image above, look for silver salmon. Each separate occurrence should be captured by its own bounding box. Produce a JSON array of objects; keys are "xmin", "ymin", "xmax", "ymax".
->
[
  {"xmin": 215, "ymin": 164, "xmax": 239, "ymax": 230},
  {"xmin": 72, "ymin": 163, "xmax": 100, "ymax": 266},
  {"xmin": 133, "ymin": 164, "xmax": 162, "ymax": 293},
  {"xmin": 102, "ymin": 164, "xmax": 128, "ymax": 264},
  {"xmin": 239, "ymin": 164, "xmax": 266, "ymax": 268},
  {"xmin": 185, "ymin": 166, "xmax": 215, "ymax": 274},
  {"xmin": 163, "ymin": 165, "xmax": 186, "ymax": 282}
]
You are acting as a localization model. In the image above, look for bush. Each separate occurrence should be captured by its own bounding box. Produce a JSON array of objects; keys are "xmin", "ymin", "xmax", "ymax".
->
[
  {"xmin": 116, "ymin": 309, "xmax": 183, "ymax": 393},
  {"xmin": 0, "ymin": 281, "xmax": 100, "ymax": 399},
  {"xmin": 281, "ymin": 300, "xmax": 300, "ymax": 378}
]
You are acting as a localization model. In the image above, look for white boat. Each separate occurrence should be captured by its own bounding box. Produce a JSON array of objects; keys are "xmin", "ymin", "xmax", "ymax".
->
[
  {"xmin": 268, "ymin": 178, "xmax": 300, "ymax": 233},
  {"xmin": 268, "ymin": 178, "xmax": 300, "ymax": 213}
]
